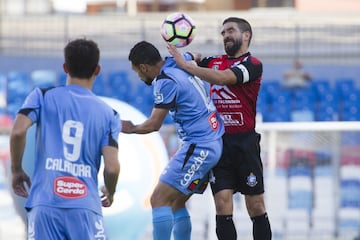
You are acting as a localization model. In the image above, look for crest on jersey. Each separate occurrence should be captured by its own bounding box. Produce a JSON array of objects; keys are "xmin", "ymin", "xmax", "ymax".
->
[
  {"xmin": 246, "ymin": 172, "xmax": 257, "ymax": 187},
  {"xmin": 154, "ymin": 92, "xmax": 164, "ymax": 104}
]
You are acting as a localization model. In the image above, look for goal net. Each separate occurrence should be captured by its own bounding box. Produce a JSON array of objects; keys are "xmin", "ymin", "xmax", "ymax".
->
[{"xmin": 159, "ymin": 121, "xmax": 360, "ymax": 240}]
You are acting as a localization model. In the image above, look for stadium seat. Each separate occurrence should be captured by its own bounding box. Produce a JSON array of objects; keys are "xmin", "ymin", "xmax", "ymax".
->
[
  {"xmin": 311, "ymin": 79, "xmax": 331, "ymax": 94},
  {"xmin": 314, "ymin": 151, "xmax": 332, "ymax": 166},
  {"xmin": 335, "ymin": 78, "xmax": 355, "ymax": 101},
  {"xmin": 269, "ymin": 89, "xmax": 292, "ymax": 106},
  {"xmin": 58, "ymin": 72, "xmax": 67, "ymax": 86},
  {"xmin": 290, "ymin": 109, "xmax": 315, "ymax": 122},
  {"xmin": 315, "ymin": 101, "xmax": 339, "ymax": 121},
  {"xmin": 31, "ymin": 70, "xmax": 57, "ymax": 88},
  {"xmin": 284, "ymin": 209, "xmax": 310, "ymax": 237},
  {"xmin": 92, "ymin": 74, "xmax": 108, "ymax": 96},
  {"xmin": 107, "ymin": 70, "xmax": 133, "ymax": 101},
  {"xmin": 338, "ymin": 208, "xmax": 360, "ymax": 238},
  {"xmin": 129, "ymin": 95, "xmax": 153, "ymax": 117},
  {"xmin": 292, "ymin": 88, "xmax": 316, "ymax": 110},
  {"xmin": 6, "ymin": 71, "xmax": 31, "ymax": 114},
  {"xmin": 341, "ymin": 132, "xmax": 360, "ymax": 145},
  {"xmin": 257, "ymin": 88, "xmax": 269, "ymax": 115}
]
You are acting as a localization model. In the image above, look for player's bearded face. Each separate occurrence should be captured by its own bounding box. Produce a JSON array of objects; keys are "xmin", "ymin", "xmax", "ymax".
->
[{"xmin": 224, "ymin": 36, "xmax": 242, "ymax": 57}]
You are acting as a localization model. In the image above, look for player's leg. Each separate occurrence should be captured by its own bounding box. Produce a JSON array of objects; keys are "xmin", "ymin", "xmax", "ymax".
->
[
  {"xmin": 210, "ymin": 135, "xmax": 237, "ymax": 240},
  {"xmin": 151, "ymin": 182, "xmax": 182, "ymax": 240},
  {"xmin": 172, "ymin": 194, "xmax": 192, "ymax": 240},
  {"xmin": 27, "ymin": 206, "xmax": 64, "ymax": 240},
  {"xmin": 241, "ymin": 132, "xmax": 272, "ymax": 240},
  {"xmin": 245, "ymin": 194, "xmax": 272, "ymax": 240},
  {"xmin": 64, "ymin": 208, "xmax": 107, "ymax": 240},
  {"xmin": 213, "ymin": 189, "xmax": 237, "ymax": 240}
]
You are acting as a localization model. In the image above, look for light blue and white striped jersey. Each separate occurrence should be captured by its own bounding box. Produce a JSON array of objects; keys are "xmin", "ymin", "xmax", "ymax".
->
[
  {"xmin": 153, "ymin": 55, "xmax": 224, "ymax": 143},
  {"xmin": 19, "ymin": 84, "xmax": 121, "ymax": 215}
]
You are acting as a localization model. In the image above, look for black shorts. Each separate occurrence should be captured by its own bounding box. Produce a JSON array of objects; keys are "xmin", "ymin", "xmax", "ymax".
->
[{"xmin": 210, "ymin": 130, "xmax": 265, "ymax": 196}]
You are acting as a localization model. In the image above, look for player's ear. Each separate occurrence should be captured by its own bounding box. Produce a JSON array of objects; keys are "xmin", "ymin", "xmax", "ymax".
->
[
  {"xmin": 63, "ymin": 63, "xmax": 69, "ymax": 73},
  {"xmin": 94, "ymin": 65, "xmax": 101, "ymax": 76},
  {"xmin": 139, "ymin": 64, "xmax": 147, "ymax": 72},
  {"xmin": 243, "ymin": 31, "xmax": 251, "ymax": 42}
]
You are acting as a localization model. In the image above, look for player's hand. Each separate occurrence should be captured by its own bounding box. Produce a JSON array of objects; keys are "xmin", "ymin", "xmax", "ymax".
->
[
  {"xmin": 167, "ymin": 44, "xmax": 187, "ymax": 68},
  {"xmin": 167, "ymin": 44, "xmax": 199, "ymax": 69},
  {"xmin": 121, "ymin": 120, "xmax": 136, "ymax": 134},
  {"xmin": 100, "ymin": 185, "xmax": 114, "ymax": 207},
  {"xmin": 12, "ymin": 169, "xmax": 31, "ymax": 198}
]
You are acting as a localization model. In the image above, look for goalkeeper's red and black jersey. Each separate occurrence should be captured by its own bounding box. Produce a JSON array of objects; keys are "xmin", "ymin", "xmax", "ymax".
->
[{"xmin": 199, "ymin": 52, "xmax": 262, "ymax": 133}]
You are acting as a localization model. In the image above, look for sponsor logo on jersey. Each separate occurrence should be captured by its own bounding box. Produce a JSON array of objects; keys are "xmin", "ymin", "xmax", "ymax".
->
[
  {"xmin": 28, "ymin": 222, "xmax": 35, "ymax": 240},
  {"xmin": 54, "ymin": 176, "xmax": 88, "ymax": 199},
  {"xmin": 208, "ymin": 112, "xmax": 219, "ymax": 131},
  {"xmin": 181, "ymin": 150, "xmax": 209, "ymax": 187},
  {"xmin": 187, "ymin": 179, "xmax": 208, "ymax": 191},
  {"xmin": 211, "ymin": 85, "xmax": 237, "ymax": 100},
  {"xmin": 94, "ymin": 219, "xmax": 106, "ymax": 240},
  {"xmin": 246, "ymin": 172, "xmax": 258, "ymax": 187}
]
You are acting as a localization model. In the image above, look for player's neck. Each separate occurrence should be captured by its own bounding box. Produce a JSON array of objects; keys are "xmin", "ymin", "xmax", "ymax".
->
[
  {"xmin": 233, "ymin": 47, "xmax": 249, "ymax": 58},
  {"xmin": 68, "ymin": 77, "xmax": 93, "ymax": 90}
]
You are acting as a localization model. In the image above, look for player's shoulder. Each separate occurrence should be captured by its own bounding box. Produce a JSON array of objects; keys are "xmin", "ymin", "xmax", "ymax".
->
[
  {"xmin": 156, "ymin": 69, "xmax": 179, "ymax": 83},
  {"xmin": 246, "ymin": 52, "xmax": 262, "ymax": 65},
  {"xmin": 199, "ymin": 54, "xmax": 224, "ymax": 67}
]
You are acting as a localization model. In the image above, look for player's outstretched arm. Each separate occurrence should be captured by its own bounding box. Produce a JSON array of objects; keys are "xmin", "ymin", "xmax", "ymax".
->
[
  {"xmin": 167, "ymin": 44, "xmax": 237, "ymax": 85},
  {"xmin": 121, "ymin": 108, "xmax": 168, "ymax": 134}
]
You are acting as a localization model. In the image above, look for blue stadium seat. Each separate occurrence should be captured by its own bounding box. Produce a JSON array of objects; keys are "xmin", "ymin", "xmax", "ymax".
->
[
  {"xmin": 257, "ymin": 88, "xmax": 269, "ymax": 115},
  {"xmin": 335, "ymin": 78, "xmax": 355, "ymax": 101},
  {"xmin": 58, "ymin": 72, "xmax": 67, "ymax": 86},
  {"xmin": 262, "ymin": 81, "xmax": 280, "ymax": 104},
  {"xmin": 6, "ymin": 71, "xmax": 31, "ymax": 106},
  {"xmin": 292, "ymin": 88, "xmax": 316, "ymax": 111},
  {"xmin": 288, "ymin": 190, "xmax": 313, "ymax": 211},
  {"xmin": 92, "ymin": 74, "xmax": 108, "ymax": 96},
  {"xmin": 315, "ymin": 101, "xmax": 339, "ymax": 121},
  {"xmin": 341, "ymin": 105, "xmax": 360, "ymax": 121},
  {"xmin": 129, "ymin": 93, "xmax": 153, "ymax": 117},
  {"xmin": 263, "ymin": 105, "xmax": 291, "ymax": 122},
  {"xmin": 291, "ymin": 109, "xmax": 315, "ymax": 122},
  {"xmin": 107, "ymin": 70, "xmax": 132, "ymax": 101},
  {"xmin": 311, "ymin": 79, "xmax": 331, "ymax": 95},
  {"xmin": 340, "ymin": 180, "xmax": 360, "ymax": 208},
  {"xmin": 31, "ymin": 70, "xmax": 57, "ymax": 88}
]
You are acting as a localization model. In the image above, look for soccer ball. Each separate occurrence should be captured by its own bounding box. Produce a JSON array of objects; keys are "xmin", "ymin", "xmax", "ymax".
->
[{"xmin": 161, "ymin": 12, "xmax": 196, "ymax": 48}]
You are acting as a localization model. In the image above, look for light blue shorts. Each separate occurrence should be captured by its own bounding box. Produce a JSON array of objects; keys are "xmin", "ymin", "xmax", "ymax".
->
[
  {"xmin": 27, "ymin": 206, "xmax": 107, "ymax": 240},
  {"xmin": 159, "ymin": 138, "xmax": 223, "ymax": 195}
]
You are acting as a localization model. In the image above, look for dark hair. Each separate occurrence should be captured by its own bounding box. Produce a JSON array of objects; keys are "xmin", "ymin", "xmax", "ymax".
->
[
  {"xmin": 128, "ymin": 41, "xmax": 162, "ymax": 66},
  {"xmin": 223, "ymin": 17, "xmax": 253, "ymax": 46},
  {"xmin": 64, "ymin": 38, "xmax": 100, "ymax": 79}
]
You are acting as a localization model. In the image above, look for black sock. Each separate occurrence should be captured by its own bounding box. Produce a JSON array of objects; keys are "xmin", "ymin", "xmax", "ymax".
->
[
  {"xmin": 216, "ymin": 215, "xmax": 237, "ymax": 240},
  {"xmin": 251, "ymin": 212, "xmax": 272, "ymax": 240}
]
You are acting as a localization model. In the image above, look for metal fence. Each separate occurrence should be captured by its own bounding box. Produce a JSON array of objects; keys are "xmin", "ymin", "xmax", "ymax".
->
[{"xmin": 0, "ymin": 11, "xmax": 359, "ymax": 64}]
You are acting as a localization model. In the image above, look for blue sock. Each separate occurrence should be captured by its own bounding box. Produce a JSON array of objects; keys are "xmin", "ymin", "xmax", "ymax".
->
[
  {"xmin": 173, "ymin": 208, "xmax": 191, "ymax": 240},
  {"xmin": 152, "ymin": 206, "xmax": 173, "ymax": 240}
]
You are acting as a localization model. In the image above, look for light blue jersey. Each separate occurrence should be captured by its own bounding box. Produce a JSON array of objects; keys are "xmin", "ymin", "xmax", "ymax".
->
[
  {"xmin": 153, "ymin": 55, "xmax": 224, "ymax": 195},
  {"xmin": 154, "ymin": 55, "xmax": 224, "ymax": 143},
  {"xmin": 19, "ymin": 84, "xmax": 121, "ymax": 215}
]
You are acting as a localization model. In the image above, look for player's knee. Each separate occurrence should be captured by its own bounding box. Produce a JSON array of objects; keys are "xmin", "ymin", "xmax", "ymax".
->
[
  {"xmin": 246, "ymin": 197, "xmax": 266, "ymax": 217},
  {"xmin": 214, "ymin": 192, "xmax": 233, "ymax": 214}
]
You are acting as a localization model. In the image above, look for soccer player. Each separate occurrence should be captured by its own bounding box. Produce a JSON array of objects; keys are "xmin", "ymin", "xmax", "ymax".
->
[
  {"xmin": 10, "ymin": 38, "xmax": 121, "ymax": 239},
  {"xmin": 122, "ymin": 41, "xmax": 224, "ymax": 240},
  {"xmin": 168, "ymin": 17, "xmax": 272, "ymax": 240}
]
